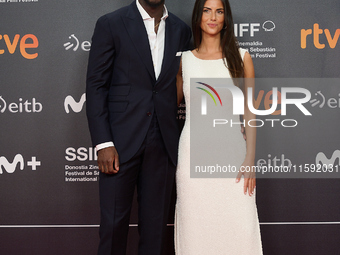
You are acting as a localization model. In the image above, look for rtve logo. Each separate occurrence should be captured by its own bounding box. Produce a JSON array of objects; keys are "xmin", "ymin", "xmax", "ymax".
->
[
  {"xmin": 0, "ymin": 154, "xmax": 41, "ymax": 174},
  {"xmin": 0, "ymin": 34, "xmax": 39, "ymax": 59},
  {"xmin": 301, "ymin": 24, "xmax": 340, "ymax": 49},
  {"xmin": 64, "ymin": 93, "xmax": 86, "ymax": 113}
]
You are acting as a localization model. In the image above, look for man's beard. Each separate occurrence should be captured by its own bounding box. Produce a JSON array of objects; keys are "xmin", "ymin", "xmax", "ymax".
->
[{"xmin": 143, "ymin": 0, "xmax": 165, "ymax": 8}]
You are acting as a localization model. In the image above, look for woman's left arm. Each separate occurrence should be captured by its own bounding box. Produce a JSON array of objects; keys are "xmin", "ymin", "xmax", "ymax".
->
[{"xmin": 236, "ymin": 52, "xmax": 257, "ymax": 196}]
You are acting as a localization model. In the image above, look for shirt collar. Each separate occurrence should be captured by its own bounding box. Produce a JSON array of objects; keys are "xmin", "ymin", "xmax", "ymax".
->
[{"xmin": 136, "ymin": 0, "xmax": 168, "ymax": 21}]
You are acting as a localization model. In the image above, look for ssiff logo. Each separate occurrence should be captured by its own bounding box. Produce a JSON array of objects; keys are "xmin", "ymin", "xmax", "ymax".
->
[
  {"xmin": 0, "ymin": 154, "xmax": 41, "ymax": 174},
  {"xmin": 262, "ymin": 21, "xmax": 275, "ymax": 32},
  {"xmin": 234, "ymin": 20, "xmax": 275, "ymax": 37},
  {"xmin": 65, "ymin": 147, "xmax": 97, "ymax": 162},
  {"xmin": 64, "ymin": 93, "xmax": 86, "ymax": 113}
]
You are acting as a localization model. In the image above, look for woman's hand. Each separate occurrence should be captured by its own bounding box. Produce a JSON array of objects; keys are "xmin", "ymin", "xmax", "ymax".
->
[{"xmin": 236, "ymin": 158, "xmax": 256, "ymax": 196}]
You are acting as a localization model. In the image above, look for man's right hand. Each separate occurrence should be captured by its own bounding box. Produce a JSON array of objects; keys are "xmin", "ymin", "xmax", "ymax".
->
[{"xmin": 97, "ymin": 147, "xmax": 120, "ymax": 174}]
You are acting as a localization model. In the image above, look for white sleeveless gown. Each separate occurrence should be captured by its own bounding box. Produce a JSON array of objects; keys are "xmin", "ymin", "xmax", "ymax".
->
[{"xmin": 175, "ymin": 49, "xmax": 263, "ymax": 255}]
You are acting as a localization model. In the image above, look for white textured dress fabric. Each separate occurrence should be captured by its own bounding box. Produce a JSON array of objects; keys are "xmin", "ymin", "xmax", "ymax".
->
[{"xmin": 175, "ymin": 49, "xmax": 263, "ymax": 255}]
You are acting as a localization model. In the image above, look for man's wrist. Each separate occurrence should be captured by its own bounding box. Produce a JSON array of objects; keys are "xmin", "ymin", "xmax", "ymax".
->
[{"xmin": 96, "ymin": 142, "xmax": 114, "ymax": 151}]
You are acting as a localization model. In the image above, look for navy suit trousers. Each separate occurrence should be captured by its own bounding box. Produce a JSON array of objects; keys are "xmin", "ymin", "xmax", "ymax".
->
[{"xmin": 98, "ymin": 113, "xmax": 176, "ymax": 255}]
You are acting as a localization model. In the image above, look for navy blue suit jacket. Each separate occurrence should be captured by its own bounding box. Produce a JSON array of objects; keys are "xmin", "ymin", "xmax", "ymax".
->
[{"xmin": 86, "ymin": 1, "xmax": 191, "ymax": 164}]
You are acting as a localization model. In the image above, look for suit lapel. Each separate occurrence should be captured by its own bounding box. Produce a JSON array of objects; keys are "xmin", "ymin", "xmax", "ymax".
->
[
  {"xmin": 123, "ymin": 2, "xmax": 156, "ymax": 81},
  {"xmin": 157, "ymin": 15, "xmax": 178, "ymax": 84}
]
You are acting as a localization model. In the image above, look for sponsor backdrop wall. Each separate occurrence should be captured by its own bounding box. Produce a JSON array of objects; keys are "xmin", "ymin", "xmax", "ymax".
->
[{"xmin": 0, "ymin": 0, "xmax": 339, "ymax": 254}]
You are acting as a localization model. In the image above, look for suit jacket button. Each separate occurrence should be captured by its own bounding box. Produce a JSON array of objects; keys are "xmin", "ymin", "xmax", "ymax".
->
[{"xmin": 147, "ymin": 112, "xmax": 152, "ymax": 116}]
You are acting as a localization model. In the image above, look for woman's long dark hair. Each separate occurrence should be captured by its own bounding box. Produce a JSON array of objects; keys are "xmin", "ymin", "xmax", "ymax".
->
[{"xmin": 192, "ymin": 0, "xmax": 244, "ymax": 80}]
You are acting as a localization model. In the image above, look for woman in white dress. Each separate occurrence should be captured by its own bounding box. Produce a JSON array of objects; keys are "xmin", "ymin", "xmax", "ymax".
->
[{"xmin": 175, "ymin": 0, "xmax": 263, "ymax": 254}]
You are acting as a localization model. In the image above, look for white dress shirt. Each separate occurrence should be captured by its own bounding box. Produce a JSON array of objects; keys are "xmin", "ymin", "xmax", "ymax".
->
[{"xmin": 96, "ymin": 0, "xmax": 168, "ymax": 151}]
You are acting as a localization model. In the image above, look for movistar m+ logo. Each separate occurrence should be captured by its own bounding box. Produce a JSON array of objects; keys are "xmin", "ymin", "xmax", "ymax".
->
[
  {"xmin": 0, "ymin": 154, "xmax": 41, "ymax": 174},
  {"xmin": 64, "ymin": 93, "xmax": 86, "ymax": 113}
]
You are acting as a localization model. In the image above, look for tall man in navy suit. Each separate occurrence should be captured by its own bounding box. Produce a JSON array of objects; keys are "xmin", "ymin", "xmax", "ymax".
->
[{"xmin": 86, "ymin": 0, "xmax": 191, "ymax": 254}]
